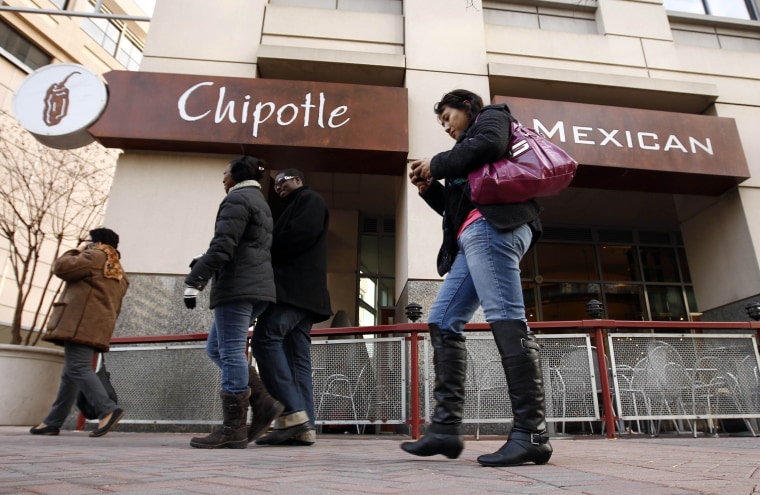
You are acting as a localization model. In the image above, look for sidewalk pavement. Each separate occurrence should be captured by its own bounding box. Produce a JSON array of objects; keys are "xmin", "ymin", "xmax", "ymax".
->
[{"xmin": 0, "ymin": 427, "xmax": 758, "ymax": 495}]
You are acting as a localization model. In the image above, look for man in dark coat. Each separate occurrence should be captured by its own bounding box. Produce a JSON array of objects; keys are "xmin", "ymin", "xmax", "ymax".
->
[{"xmin": 252, "ymin": 168, "xmax": 332, "ymax": 446}]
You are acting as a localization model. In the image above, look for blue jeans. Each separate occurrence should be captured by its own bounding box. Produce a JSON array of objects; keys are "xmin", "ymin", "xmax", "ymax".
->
[
  {"xmin": 251, "ymin": 303, "xmax": 314, "ymax": 425},
  {"xmin": 206, "ymin": 300, "xmax": 269, "ymax": 394},
  {"xmin": 429, "ymin": 218, "xmax": 532, "ymax": 336},
  {"xmin": 44, "ymin": 341, "xmax": 117, "ymax": 427}
]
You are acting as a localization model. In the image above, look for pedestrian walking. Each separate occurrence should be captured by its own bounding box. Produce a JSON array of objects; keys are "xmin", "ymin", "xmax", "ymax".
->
[
  {"xmin": 31, "ymin": 227, "xmax": 129, "ymax": 438},
  {"xmin": 252, "ymin": 168, "xmax": 332, "ymax": 446},
  {"xmin": 183, "ymin": 155, "xmax": 280, "ymax": 449},
  {"xmin": 402, "ymin": 89, "xmax": 552, "ymax": 466}
]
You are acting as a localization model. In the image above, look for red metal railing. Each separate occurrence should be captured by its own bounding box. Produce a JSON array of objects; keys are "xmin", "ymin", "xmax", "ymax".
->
[{"xmin": 105, "ymin": 319, "xmax": 760, "ymax": 439}]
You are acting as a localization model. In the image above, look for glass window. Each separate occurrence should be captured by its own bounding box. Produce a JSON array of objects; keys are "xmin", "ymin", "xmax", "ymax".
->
[
  {"xmin": 270, "ymin": 0, "xmax": 402, "ymax": 14},
  {"xmin": 685, "ymin": 286, "xmax": 698, "ymax": 314},
  {"xmin": 81, "ymin": 1, "xmax": 145, "ymax": 71},
  {"xmin": 604, "ymin": 284, "xmax": 646, "ymax": 320},
  {"xmin": 523, "ymin": 283, "xmax": 538, "ymax": 323},
  {"xmin": 530, "ymin": 229, "xmax": 694, "ymax": 321},
  {"xmin": 359, "ymin": 275, "xmax": 376, "ymax": 309},
  {"xmin": 358, "ymin": 304, "xmax": 376, "ymax": 327},
  {"xmin": 599, "ymin": 245, "xmax": 641, "ymax": 282},
  {"xmin": 520, "ymin": 248, "xmax": 536, "ymax": 280},
  {"xmin": 677, "ymin": 248, "xmax": 691, "ymax": 283},
  {"xmin": 537, "ymin": 243, "xmax": 598, "ymax": 281},
  {"xmin": 358, "ymin": 217, "xmax": 395, "ymax": 326},
  {"xmin": 640, "ymin": 247, "xmax": 680, "ymax": 283},
  {"xmin": 379, "ymin": 236, "xmax": 395, "ymax": 275},
  {"xmin": 647, "ymin": 286, "xmax": 688, "ymax": 321},
  {"xmin": 377, "ymin": 278, "xmax": 394, "ymax": 308},
  {"xmin": 664, "ymin": 0, "xmax": 756, "ymax": 20},
  {"xmin": 709, "ymin": 1, "xmax": 754, "ymax": 18},
  {"xmin": 665, "ymin": 0, "xmax": 706, "ymax": 14},
  {"xmin": 360, "ymin": 234, "xmax": 379, "ymax": 274},
  {"xmin": 0, "ymin": 19, "xmax": 51, "ymax": 71},
  {"xmin": 539, "ymin": 282, "xmax": 601, "ymax": 321}
]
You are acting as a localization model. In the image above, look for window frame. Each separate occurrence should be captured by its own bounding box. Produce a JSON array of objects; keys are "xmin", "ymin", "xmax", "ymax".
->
[
  {"xmin": 664, "ymin": 0, "xmax": 759, "ymax": 21},
  {"xmin": 0, "ymin": 18, "xmax": 52, "ymax": 72}
]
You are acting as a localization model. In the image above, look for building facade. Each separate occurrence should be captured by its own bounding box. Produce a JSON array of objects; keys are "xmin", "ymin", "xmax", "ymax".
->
[
  {"xmin": 0, "ymin": 0, "xmax": 151, "ymax": 342},
  {"xmin": 11, "ymin": 0, "xmax": 760, "ymax": 341}
]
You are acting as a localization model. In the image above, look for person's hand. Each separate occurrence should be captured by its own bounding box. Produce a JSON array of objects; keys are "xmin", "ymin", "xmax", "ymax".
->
[
  {"xmin": 409, "ymin": 158, "xmax": 432, "ymax": 182},
  {"xmin": 183, "ymin": 286, "xmax": 200, "ymax": 309},
  {"xmin": 409, "ymin": 159, "xmax": 433, "ymax": 194},
  {"xmin": 410, "ymin": 175, "xmax": 432, "ymax": 194}
]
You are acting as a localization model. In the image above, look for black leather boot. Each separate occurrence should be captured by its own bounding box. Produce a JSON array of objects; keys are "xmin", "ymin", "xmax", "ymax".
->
[
  {"xmin": 401, "ymin": 324, "xmax": 466, "ymax": 459},
  {"xmin": 477, "ymin": 320, "xmax": 552, "ymax": 467},
  {"xmin": 191, "ymin": 389, "xmax": 251, "ymax": 449},
  {"xmin": 247, "ymin": 366, "xmax": 284, "ymax": 442}
]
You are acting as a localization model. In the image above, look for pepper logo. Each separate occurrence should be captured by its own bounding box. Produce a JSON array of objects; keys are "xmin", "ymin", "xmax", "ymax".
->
[
  {"xmin": 13, "ymin": 63, "xmax": 108, "ymax": 149},
  {"xmin": 43, "ymin": 71, "xmax": 81, "ymax": 126}
]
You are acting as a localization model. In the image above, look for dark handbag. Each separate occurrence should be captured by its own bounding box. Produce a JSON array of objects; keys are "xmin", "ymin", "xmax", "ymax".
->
[
  {"xmin": 76, "ymin": 356, "xmax": 118, "ymax": 420},
  {"xmin": 468, "ymin": 119, "xmax": 578, "ymax": 204}
]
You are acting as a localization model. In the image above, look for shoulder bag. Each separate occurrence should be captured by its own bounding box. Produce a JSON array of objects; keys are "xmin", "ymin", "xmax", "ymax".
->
[{"xmin": 468, "ymin": 119, "xmax": 578, "ymax": 204}]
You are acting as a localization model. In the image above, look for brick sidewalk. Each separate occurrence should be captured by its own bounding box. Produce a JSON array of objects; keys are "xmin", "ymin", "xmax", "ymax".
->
[{"xmin": 0, "ymin": 427, "xmax": 758, "ymax": 494}]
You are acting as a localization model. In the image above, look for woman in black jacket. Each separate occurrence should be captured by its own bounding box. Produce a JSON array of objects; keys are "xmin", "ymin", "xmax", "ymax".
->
[
  {"xmin": 402, "ymin": 89, "xmax": 552, "ymax": 467},
  {"xmin": 183, "ymin": 155, "xmax": 278, "ymax": 449}
]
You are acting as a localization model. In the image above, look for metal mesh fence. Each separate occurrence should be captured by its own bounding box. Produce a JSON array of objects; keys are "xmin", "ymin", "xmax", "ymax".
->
[
  {"xmin": 421, "ymin": 333, "xmax": 595, "ymax": 426},
  {"xmin": 107, "ymin": 338, "xmax": 406, "ymax": 427},
  {"xmin": 609, "ymin": 333, "xmax": 760, "ymax": 425},
  {"xmin": 107, "ymin": 344, "xmax": 223, "ymax": 424},
  {"xmin": 102, "ymin": 330, "xmax": 760, "ymax": 432},
  {"xmin": 313, "ymin": 337, "xmax": 406, "ymax": 427}
]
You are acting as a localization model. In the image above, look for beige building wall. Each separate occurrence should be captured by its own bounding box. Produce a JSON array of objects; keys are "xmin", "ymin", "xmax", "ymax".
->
[
  {"xmin": 100, "ymin": 0, "xmax": 760, "ymax": 327},
  {"xmin": 0, "ymin": 0, "xmax": 151, "ymax": 337}
]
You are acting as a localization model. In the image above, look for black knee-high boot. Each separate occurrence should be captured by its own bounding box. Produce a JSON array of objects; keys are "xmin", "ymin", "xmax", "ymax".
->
[
  {"xmin": 401, "ymin": 324, "xmax": 466, "ymax": 459},
  {"xmin": 477, "ymin": 320, "xmax": 552, "ymax": 467}
]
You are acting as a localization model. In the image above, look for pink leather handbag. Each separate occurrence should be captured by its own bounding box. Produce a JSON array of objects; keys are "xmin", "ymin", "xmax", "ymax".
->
[{"xmin": 468, "ymin": 120, "xmax": 578, "ymax": 204}]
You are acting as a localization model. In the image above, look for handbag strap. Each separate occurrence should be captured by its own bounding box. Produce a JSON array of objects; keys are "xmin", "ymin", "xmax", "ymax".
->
[{"xmin": 473, "ymin": 108, "xmax": 517, "ymax": 159}]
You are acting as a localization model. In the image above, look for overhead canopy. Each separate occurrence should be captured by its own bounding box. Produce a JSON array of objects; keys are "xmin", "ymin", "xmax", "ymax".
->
[
  {"xmin": 497, "ymin": 96, "xmax": 750, "ymax": 196},
  {"xmin": 88, "ymin": 71, "xmax": 409, "ymax": 175}
]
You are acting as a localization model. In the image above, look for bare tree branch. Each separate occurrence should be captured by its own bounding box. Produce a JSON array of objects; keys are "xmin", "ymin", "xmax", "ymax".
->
[{"xmin": 0, "ymin": 112, "xmax": 119, "ymax": 345}]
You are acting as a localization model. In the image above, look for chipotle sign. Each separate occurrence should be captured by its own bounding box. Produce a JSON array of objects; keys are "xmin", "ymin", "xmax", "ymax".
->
[{"xmin": 88, "ymin": 71, "xmax": 408, "ymax": 175}]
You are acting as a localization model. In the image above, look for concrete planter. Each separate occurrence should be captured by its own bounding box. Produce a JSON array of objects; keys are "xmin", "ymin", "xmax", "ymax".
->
[{"xmin": 0, "ymin": 344, "xmax": 64, "ymax": 425}]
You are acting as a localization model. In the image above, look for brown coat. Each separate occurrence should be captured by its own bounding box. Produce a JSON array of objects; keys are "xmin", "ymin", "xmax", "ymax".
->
[{"xmin": 43, "ymin": 246, "xmax": 129, "ymax": 352}]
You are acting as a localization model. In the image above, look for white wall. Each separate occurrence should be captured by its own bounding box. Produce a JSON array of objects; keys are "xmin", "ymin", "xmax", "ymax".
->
[{"xmin": 104, "ymin": 152, "xmax": 230, "ymax": 274}]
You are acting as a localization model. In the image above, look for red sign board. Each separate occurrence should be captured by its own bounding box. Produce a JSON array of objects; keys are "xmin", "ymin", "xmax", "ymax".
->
[
  {"xmin": 88, "ymin": 71, "xmax": 409, "ymax": 175},
  {"xmin": 497, "ymin": 96, "xmax": 750, "ymax": 195}
]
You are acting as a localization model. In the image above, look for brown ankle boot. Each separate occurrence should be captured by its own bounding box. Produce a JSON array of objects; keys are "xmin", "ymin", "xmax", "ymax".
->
[
  {"xmin": 247, "ymin": 366, "xmax": 284, "ymax": 442},
  {"xmin": 191, "ymin": 389, "xmax": 251, "ymax": 449},
  {"xmin": 255, "ymin": 411, "xmax": 310, "ymax": 445}
]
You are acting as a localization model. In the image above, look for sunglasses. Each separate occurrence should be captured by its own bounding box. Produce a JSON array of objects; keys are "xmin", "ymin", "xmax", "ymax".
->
[{"xmin": 275, "ymin": 176, "xmax": 297, "ymax": 187}]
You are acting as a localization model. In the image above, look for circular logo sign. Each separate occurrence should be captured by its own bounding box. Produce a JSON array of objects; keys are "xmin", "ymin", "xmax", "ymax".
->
[{"xmin": 12, "ymin": 63, "xmax": 108, "ymax": 149}]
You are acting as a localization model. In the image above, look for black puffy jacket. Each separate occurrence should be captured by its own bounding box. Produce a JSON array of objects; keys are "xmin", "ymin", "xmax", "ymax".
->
[
  {"xmin": 422, "ymin": 103, "xmax": 543, "ymax": 276},
  {"xmin": 185, "ymin": 181, "xmax": 276, "ymax": 308}
]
